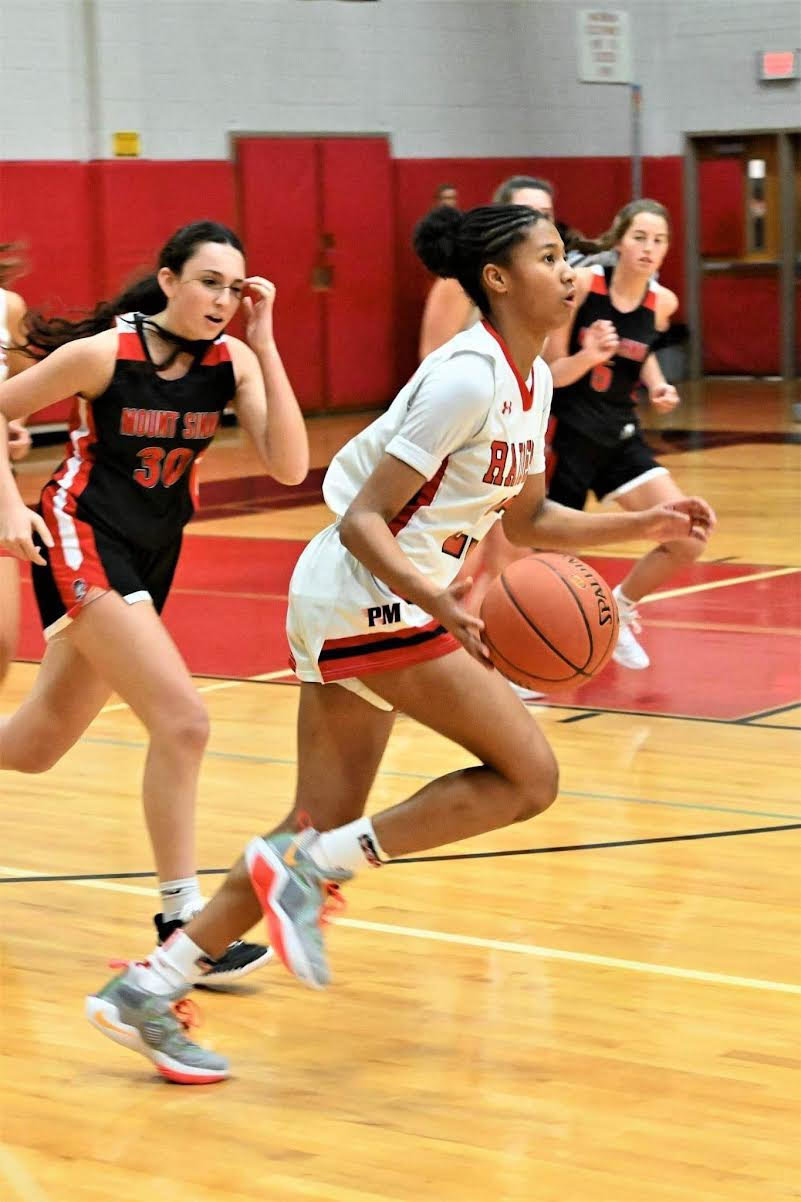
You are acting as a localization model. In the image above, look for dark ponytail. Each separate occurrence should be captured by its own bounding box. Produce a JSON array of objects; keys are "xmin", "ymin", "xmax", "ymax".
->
[
  {"xmin": 21, "ymin": 219, "xmax": 244, "ymax": 358},
  {"xmin": 414, "ymin": 203, "xmax": 546, "ymax": 316},
  {"xmin": 0, "ymin": 242, "xmax": 26, "ymax": 289}
]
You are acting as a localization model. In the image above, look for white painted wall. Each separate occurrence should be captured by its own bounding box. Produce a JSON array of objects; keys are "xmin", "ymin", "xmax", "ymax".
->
[{"xmin": 0, "ymin": 0, "xmax": 798, "ymax": 161}]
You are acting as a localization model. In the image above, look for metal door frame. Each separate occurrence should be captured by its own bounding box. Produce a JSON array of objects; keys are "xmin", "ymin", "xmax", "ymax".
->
[{"xmin": 683, "ymin": 126, "xmax": 799, "ymax": 379}]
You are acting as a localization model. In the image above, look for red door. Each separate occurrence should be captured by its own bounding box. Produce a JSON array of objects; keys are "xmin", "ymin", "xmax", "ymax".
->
[{"xmin": 236, "ymin": 136, "xmax": 395, "ymax": 412}]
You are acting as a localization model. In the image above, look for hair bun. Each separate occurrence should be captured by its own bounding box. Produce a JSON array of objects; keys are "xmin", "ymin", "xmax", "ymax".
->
[{"xmin": 412, "ymin": 205, "xmax": 463, "ymax": 278}]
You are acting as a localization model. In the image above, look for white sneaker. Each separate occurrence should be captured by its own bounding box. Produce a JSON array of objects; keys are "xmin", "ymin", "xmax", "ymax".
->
[
  {"xmin": 612, "ymin": 587, "xmax": 650, "ymax": 670},
  {"xmin": 509, "ymin": 681, "xmax": 545, "ymax": 701}
]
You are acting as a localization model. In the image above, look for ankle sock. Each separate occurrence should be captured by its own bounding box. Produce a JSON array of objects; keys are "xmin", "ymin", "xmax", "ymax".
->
[
  {"xmin": 159, "ymin": 876, "xmax": 203, "ymax": 922},
  {"xmin": 129, "ymin": 931, "xmax": 211, "ymax": 995},
  {"xmin": 305, "ymin": 817, "xmax": 388, "ymax": 875}
]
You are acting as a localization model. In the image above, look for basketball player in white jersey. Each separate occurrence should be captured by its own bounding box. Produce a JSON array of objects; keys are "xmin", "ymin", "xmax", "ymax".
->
[
  {"xmin": 0, "ymin": 247, "xmax": 34, "ymax": 682},
  {"xmin": 86, "ymin": 202, "xmax": 714, "ymax": 1082}
]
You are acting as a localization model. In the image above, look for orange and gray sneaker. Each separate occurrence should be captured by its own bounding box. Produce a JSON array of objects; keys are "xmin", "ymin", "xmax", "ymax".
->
[
  {"xmin": 85, "ymin": 967, "xmax": 229, "ymax": 1084},
  {"xmin": 245, "ymin": 830, "xmax": 351, "ymax": 990}
]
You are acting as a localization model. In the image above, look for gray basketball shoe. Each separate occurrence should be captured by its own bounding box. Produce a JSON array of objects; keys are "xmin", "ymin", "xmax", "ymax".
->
[
  {"xmin": 86, "ymin": 968, "xmax": 229, "ymax": 1083},
  {"xmin": 245, "ymin": 831, "xmax": 351, "ymax": 989}
]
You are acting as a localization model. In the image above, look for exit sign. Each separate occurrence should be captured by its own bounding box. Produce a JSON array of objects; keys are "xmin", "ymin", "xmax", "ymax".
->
[{"xmin": 758, "ymin": 50, "xmax": 800, "ymax": 81}]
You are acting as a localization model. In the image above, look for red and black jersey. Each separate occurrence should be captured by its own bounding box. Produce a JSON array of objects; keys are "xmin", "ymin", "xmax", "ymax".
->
[
  {"xmin": 551, "ymin": 264, "xmax": 660, "ymax": 447},
  {"xmin": 40, "ymin": 315, "xmax": 236, "ymax": 551}
]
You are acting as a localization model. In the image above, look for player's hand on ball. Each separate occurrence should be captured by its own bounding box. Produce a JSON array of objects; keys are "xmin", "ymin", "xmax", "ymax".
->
[
  {"xmin": 641, "ymin": 496, "xmax": 716, "ymax": 543},
  {"xmin": 432, "ymin": 578, "xmax": 493, "ymax": 668},
  {"xmin": 649, "ymin": 382, "xmax": 679, "ymax": 412}
]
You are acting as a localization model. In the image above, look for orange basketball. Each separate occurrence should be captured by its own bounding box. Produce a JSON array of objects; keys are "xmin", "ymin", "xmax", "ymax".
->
[{"xmin": 480, "ymin": 553, "xmax": 619, "ymax": 692}]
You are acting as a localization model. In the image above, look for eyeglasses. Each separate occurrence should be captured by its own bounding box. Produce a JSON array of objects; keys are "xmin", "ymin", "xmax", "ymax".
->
[{"xmin": 190, "ymin": 277, "xmax": 244, "ymax": 300}]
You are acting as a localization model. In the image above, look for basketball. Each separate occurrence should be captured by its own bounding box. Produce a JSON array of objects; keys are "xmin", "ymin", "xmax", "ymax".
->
[{"xmin": 480, "ymin": 553, "xmax": 619, "ymax": 692}]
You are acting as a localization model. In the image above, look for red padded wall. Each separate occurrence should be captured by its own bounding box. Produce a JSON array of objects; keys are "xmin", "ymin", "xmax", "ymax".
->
[
  {"xmin": 321, "ymin": 138, "xmax": 395, "ymax": 407},
  {"xmin": 0, "ymin": 162, "xmax": 96, "ymax": 423},
  {"xmin": 236, "ymin": 138, "xmax": 325, "ymax": 409},
  {"xmin": 88, "ymin": 160, "xmax": 236, "ymax": 297}
]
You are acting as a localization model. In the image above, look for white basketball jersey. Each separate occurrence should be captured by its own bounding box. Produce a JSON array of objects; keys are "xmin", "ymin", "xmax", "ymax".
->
[{"xmin": 323, "ymin": 319, "xmax": 552, "ymax": 590}]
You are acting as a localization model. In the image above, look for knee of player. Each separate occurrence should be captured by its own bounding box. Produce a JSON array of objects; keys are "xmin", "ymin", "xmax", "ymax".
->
[
  {"xmin": 514, "ymin": 749, "xmax": 559, "ymax": 821},
  {"xmin": 9, "ymin": 744, "xmax": 62, "ymax": 774},
  {"xmin": 0, "ymin": 642, "xmax": 12, "ymax": 684},
  {"xmin": 155, "ymin": 698, "xmax": 210, "ymax": 752}
]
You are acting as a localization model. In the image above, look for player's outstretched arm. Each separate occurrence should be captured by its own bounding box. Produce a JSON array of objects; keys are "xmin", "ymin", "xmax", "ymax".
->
[{"xmin": 504, "ymin": 475, "xmax": 716, "ymax": 549}]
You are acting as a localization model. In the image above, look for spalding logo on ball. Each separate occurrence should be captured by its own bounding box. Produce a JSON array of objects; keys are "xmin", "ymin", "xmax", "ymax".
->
[{"xmin": 480, "ymin": 553, "xmax": 619, "ymax": 692}]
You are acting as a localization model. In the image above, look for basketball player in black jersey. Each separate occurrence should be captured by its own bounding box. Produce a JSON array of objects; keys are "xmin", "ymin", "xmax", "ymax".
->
[
  {"xmin": 0, "ymin": 220, "xmax": 308, "ymax": 983},
  {"xmin": 545, "ymin": 199, "xmax": 713, "ymax": 670}
]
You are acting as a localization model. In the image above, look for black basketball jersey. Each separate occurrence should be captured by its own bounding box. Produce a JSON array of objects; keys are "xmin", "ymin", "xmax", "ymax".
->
[
  {"xmin": 551, "ymin": 264, "xmax": 660, "ymax": 447},
  {"xmin": 41, "ymin": 315, "xmax": 236, "ymax": 550}
]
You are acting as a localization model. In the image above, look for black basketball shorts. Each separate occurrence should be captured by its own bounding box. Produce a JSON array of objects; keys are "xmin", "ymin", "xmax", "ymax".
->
[
  {"xmin": 547, "ymin": 423, "xmax": 667, "ymax": 511},
  {"xmin": 31, "ymin": 510, "xmax": 182, "ymax": 639}
]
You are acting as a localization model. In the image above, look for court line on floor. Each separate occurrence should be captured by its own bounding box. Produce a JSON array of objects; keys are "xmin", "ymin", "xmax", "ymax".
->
[
  {"xmin": 2, "ymin": 824, "xmax": 797, "ymax": 885},
  {"xmin": 638, "ymin": 566, "xmax": 799, "ymax": 605},
  {"xmin": 69, "ymin": 735, "xmax": 801, "ymax": 821},
  {"xmin": 391, "ymin": 822, "xmax": 801, "ymax": 863},
  {"xmin": 98, "ymin": 668, "xmax": 296, "ymax": 713},
  {"xmin": 0, "ymin": 864, "xmax": 796, "ymax": 996}
]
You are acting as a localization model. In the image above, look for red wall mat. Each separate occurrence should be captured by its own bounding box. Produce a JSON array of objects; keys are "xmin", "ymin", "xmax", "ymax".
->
[
  {"xmin": 0, "ymin": 161, "xmax": 97, "ymax": 425},
  {"xmin": 89, "ymin": 160, "xmax": 237, "ymax": 298},
  {"xmin": 236, "ymin": 137, "xmax": 325, "ymax": 409},
  {"xmin": 321, "ymin": 137, "xmax": 396, "ymax": 408}
]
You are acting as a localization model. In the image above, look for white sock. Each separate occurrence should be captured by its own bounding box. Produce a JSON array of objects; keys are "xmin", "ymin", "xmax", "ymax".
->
[
  {"xmin": 614, "ymin": 585, "xmax": 637, "ymax": 608},
  {"xmin": 159, "ymin": 876, "xmax": 203, "ymax": 922},
  {"xmin": 305, "ymin": 817, "xmax": 388, "ymax": 875},
  {"xmin": 128, "ymin": 931, "xmax": 212, "ymax": 995}
]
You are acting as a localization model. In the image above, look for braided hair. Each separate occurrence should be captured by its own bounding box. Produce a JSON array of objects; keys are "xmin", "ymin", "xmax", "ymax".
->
[{"xmin": 413, "ymin": 204, "xmax": 548, "ymax": 315}]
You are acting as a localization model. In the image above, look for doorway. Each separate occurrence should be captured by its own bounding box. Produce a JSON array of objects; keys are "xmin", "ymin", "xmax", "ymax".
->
[
  {"xmin": 235, "ymin": 135, "xmax": 396, "ymax": 412},
  {"xmin": 684, "ymin": 128, "xmax": 800, "ymax": 378}
]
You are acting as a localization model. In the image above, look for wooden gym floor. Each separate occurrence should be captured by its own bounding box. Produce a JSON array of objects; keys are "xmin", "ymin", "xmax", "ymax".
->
[{"xmin": 1, "ymin": 379, "xmax": 799, "ymax": 1202}]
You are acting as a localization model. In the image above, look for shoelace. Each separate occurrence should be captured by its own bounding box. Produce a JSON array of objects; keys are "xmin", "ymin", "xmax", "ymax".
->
[
  {"xmin": 619, "ymin": 605, "xmax": 642, "ymax": 635},
  {"xmin": 171, "ymin": 997, "xmax": 202, "ymax": 1032},
  {"xmin": 321, "ymin": 882, "xmax": 346, "ymax": 927},
  {"xmin": 108, "ymin": 959, "xmax": 202, "ymax": 1032},
  {"xmin": 295, "ymin": 810, "xmax": 349, "ymax": 926}
]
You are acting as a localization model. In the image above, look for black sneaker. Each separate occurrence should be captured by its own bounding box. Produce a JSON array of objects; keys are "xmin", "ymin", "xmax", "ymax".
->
[{"xmin": 154, "ymin": 912, "xmax": 274, "ymax": 988}]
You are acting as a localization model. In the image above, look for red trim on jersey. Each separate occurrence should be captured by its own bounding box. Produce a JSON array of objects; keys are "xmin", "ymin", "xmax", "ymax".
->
[
  {"xmin": 589, "ymin": 269, "xmax": 608, "ymax": 296},
  {"xmin": 643, "ymin": 286, "xmax": 657, "ymax": 312},
  {"xmin": 480, "ymin": 320, "xmax": 533, "ymax": 411},
  {"xmin": 116, "ymin": 330, "xmax": 148, "ymax": 362},
  {"xmin": 40, "ymin": 401, "xmax": 110, "ymax": 613},
  {"xmin": 300, "ymin": 619, "xmax": 460, "ymax": 682},
  {"xmin": 200, "ymin": 338, "xmax": 232, "ymax": 366},
  {"xmin": 40, "ymin": 486, "xmax": 111, "ymax": 617},
  {"xmin": 544, "ymin": 414, "xmax": 558, "ymax": 488},
  {"xmin": 388, "ymin": 457, "xmax": 449, "ymax": 536}
]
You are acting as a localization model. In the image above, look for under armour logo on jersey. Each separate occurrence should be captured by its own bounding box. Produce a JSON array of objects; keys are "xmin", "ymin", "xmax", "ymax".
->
[{"xmin": 501, "ymin": 400, "xmax": 512, "ymax": 415}]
